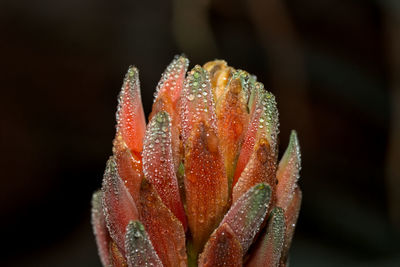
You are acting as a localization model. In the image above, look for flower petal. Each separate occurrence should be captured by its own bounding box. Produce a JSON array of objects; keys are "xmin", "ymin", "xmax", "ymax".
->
[
  {"xmin": 139, "ymin": 180, "xmax": 187, "ymax": 267},
  {"xmin": 184, "ymin": 122, "xmax": 228, "ymax": 254},
  {"xmin": 91, "ymin": 190, "xmax": 111, "ymax": 266},
  {"xmin": 233, "ymin": 85, "xmax": 279, "ymax": 187},
  {"xmin": 203, "ymin": 60, "xmax": 234, "ymax": 102},
  {"xmin": 113, "ymin": 140, "xmax": 144, "ymax": 206},
  {"xmin": 280, "ymin": 187, "xmax": 302, "ymax": 266},
  {"xmin": 232, "ymin": 137, "xmax": 276, "ymax": 203},
  {"xmin": 102, "ymin": 157, "xmax": 139, "ymax": 254},
  {"xmin": 150, "ymin": 56, "xmax": 188, "ymax": 173},
  {"xmin": 246, "ymin": 207, "xmax": 286, "ymax": 267},
  {"xmin": 152, "ymin": 55, "xmax": 189, "ymax": 107},
  {"xmin": 180, "ymin": 65, "xmax": 218, "ymax": 142},
  {"xmin": 276, "ymin": 130, "xmax": 301, "ymax": 210},
  {"xmin": 216, "ymin": 70, "xmax": 254, "ymax": 188},
  {"xmin": 220, "ymin": 183, "xmax": 271, "ymax": 254},
  {"xmin": 198, "ymin": 223, "xmax": 243, "ymax": 267},
  {"xmin": 110, "ymin": 240, "xmax": 128, "ymax": 267},
  {"xmin": 143, "ymin": 111, "xmax": 187, "ymax": 230},
  {"xmin": 125, "ymin": 221, "xmax": 163, "ymax": 267},
  {"xmin": 181, "ymin": 66, "xmax": 229, "ymax": 253},
  {"xmin": 116, "ymin": 66, "xmax": 146, "ymax": 154}
]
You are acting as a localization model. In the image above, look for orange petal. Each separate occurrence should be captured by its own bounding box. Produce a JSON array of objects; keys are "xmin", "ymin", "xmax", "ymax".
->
[
  {"xmin": 143, "ymin": 111, "xmax": 187, "ymax": 230},
  {"xmin": 150, "ymin": 56, "xmax": 188, "ymax": 173},
  {"xmin": 125, "ymin": 221, "xmax": 163, "ymax": 267},
  {"xmin": 116, "ymin": 66, "xmax": 146, "ymax": 154},
  {"xmin": 280, "ymin": 187, "xmax": 302, "ymax": 266},
  {"xmin": 102, "ymin": 157, "xmax": 139, "ymax": 254},
  {"xmin": 91, "ymin": 190, "xmax": 111, "ymax": 266},
  {"xmin": 184, "ymin": 122, "xmax": 228, "ymax": 253},
  {"xmin": 110, "ymin": 240, "xmax": 128, "ymax": 267},
  {"xmin": 203, "ymin": 60, "xmax": 234, "ymax": 101},
  {"xmin": 114, "ymin": 139, "xmax": 144, "ymax": 206},
  {"xmin": 198, "ymin": 223, "xmax": 243, "ymax": 267},
  {"xmin": 153, "ymin": 55, "xmax": 189, "ymax": 106},
  {"xmin": 180, "ymin": 65, "xmax": 218, "ymax": 142},
  {"xmin": 216, "ymin": 70, "xmax": 253, "ymax": 188},
  {"xmin": 139, "ymin": 180, "xmax": 187, "ymax": 267},
  {"xmin": 221, "ymin": 183, "xmax": 271, "ymax": 254},
  {"xmin": 246, "ymin": 207, "xmax": 286, "ymax": 267},
  {"xmin": 276, "ymin": 130, "xmax": 301, "ymax": 210},
  {"xmin": 233, "ymin": 84, "xmax": 279, "ymax": 187},
  {"xmin": 232, "ymin": 137, "xmax": 276, "ymax": 203}
]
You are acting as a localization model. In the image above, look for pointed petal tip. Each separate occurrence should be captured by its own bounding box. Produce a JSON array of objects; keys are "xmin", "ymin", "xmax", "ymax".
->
[
  {"xmin": 101, "ymin": 156, "xmax": 139, "ymax": 254},
  {"xmin": 221, "ymin": 182, "xmax": 271, "ymax": 254},
  {"xmin": 115, "ymin": 65, "xmax": 146, "ymax": 154},
  {"xmin": 288, "ymin": 129, "xmax": 301, "ymax": 164},
  {"xmin": 198, "ymin": 223, "xmax": 243, "ymax": 267},
  {"xmin": 91, "ymin": 190, "xmax": 112, "ymax": 267},
  {"xmin": 125, "ymin": 220, "xmax": 163, "ymax": 267},
  {"xmin": 143, "ymin": 110, "xmax": 187, "ymax": 230},
  {"xmin": 246, "ymin": 207, "xmax": 286, "ymax": 267}
]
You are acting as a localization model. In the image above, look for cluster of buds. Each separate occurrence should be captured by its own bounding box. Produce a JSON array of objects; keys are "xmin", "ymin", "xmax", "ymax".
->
[{"xmin": 91, "ymin": 56, "xmax": 302, "ymax": 267}]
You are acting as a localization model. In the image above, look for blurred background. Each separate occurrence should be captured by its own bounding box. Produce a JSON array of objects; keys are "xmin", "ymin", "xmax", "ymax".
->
[{"xmin": 1, "ymin": 0, "xmax": 400, "ymax": 266}]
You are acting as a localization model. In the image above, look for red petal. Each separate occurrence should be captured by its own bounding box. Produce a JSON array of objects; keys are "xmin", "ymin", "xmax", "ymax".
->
[
  {"xmin": 139, "ymin": 180, "xmax": 187, "ymax": 267},
  {"xmin": 198, "ymin": 223, "xmax": 243, "ymax": 267},
  {"xmin": 276, "ymin": 130, "xmax": 301, "ymax": 210},
  {"xmin": 102, "ymin": 157, "xmax": 139, "ymax": 254},
  {"xmin": 184, "ymin": 123, "xmax": 229, "ymax": 253},
  {"xmin": 91, "ymin": 190, "xmax": 111, "ymax": 266},
  {"xmin": 153, "ymin": 55, "xmax": 188, "ymax": 106},
  {"xmin": 180, "ymin": 65, "xmax": 218, "ymax": 142},
  {"xmin": 246, "ymin": 208, "xmax": 286, "ymax": 267},
  {"xmin": 232, "ymin": 138, "xmax": 276, "ymax": 203},
  {"xmin": 125, "ymin": 221, "xmax": 163, "ymax": 267},
  {"xmin": 150, "ymin": 56, "xmax": 188, "ymax": 174},
  {"xmin": 110, "ymin": 240, "xmax": 128, "ymax": 267},
  {"xmin": 233, "ymin": 85, "xmax": 279, "ymax": 187},
  {"xmin": 116, "ymin": 66, "xmax": 146, "ymax": 154},
  {"xmin": 216, "ymin": 71, "xmax": 252, "ymax": 187},
  {"xmin": 220, "ymin": 183, "xmax": 271, "ymax": 254},
  {"xmin": 280, "ymin": 188, "xmax": 302, "ymax": 266},
  {"xmin": 113, "ymin": 140, "xmax": 144, "ymax": 206},
  {"xmin": 143, "ymin": 111, "xmax": 187, "ymax": 230},
  {"xmin": 181, "ymin": 66, "xmax": 229, "ymax": 253}
]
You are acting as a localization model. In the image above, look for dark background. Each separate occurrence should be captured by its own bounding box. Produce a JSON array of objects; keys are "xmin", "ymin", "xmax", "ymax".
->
[{"xmin": 1, "ymin": 0, "xmax": 400, "ymax": 266}]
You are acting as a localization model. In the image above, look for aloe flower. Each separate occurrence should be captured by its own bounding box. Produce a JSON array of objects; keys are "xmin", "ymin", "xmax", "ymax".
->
[{"xmin": 91, "ymin": 56, "xmax": 302, "ymax": 267}]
